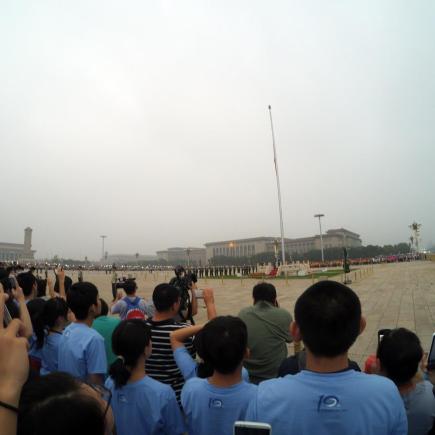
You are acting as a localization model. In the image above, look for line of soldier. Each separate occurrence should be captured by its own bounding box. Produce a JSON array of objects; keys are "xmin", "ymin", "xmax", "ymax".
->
[{"xmin": 187, "ymin": 265, "xmax": 258, "ymax": 278}]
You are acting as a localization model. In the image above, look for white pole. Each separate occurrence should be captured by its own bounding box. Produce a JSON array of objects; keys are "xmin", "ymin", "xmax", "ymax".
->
[
  {"xmin": 268, "ymin": 106, "xmax": 286, "ymax": 265},
  {"xmin": 100, "ymin": 235, "xmax": 107, "ymax": 263}
]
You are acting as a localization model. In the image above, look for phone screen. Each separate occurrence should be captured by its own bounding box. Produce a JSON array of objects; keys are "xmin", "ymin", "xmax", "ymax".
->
[
  {"xmin": 428, "ymin": 334, "xmax": 435, "ymax": 369},
  {"xmin": 378, "ymin": 328, "xmax": 391, "ymax": 345},
  {"xmin": 3, "ymin": 304, "xmax": 12, "ymax": 327},
  {"xmin": 234, "ymin": 429, "xmax": 271, "ymax": 435}
]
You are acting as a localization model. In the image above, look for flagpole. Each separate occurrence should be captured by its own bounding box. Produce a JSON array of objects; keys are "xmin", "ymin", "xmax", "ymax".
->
[{"xmin": 268, "ymin": 105, "xmax": 286, "ymax": 265}]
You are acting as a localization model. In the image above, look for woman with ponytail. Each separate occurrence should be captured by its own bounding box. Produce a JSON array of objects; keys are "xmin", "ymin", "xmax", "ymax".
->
[
  {"xmin": 104, "ymin": 319, "xmax": 185, "ymax": 435},
  {"xmin": 33, "ymin": 297, "xmax": 68, "ymax": 375}
]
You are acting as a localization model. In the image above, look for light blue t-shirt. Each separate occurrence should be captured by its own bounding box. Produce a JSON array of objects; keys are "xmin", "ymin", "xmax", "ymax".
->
[
  {"xmin": 40, "ymin": 332, "xmax": 63, "ymax": 375},
  {"xmin": 246, "ymin": 370, "xmax": 407, "ymax": 435},
  {"xmin": 58, "ymin": 322, "xmax": 107, "ymax": 380},
  {"xmin": 28, "ymin": 334, "xmax": 42, "ymax": 361},
  {"xmin": 174, "ymin": 346, "xmax": 250, "ymax": 382},
  {"xmin": 181, "ymin": 377, "xmax": 257, "ymax": 435},
  {"xmin": 105, "ymin": 376, "xmax": 185, "ymax": 435},
  {"xmin": 402, "ymin": 380, "xmax": 435, "ymax": 435}
]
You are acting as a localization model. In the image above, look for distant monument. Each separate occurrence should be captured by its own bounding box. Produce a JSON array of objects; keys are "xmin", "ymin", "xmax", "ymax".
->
[{"xmin": 0, "ymin": 227, "xmax": 36, "ymax": 262}]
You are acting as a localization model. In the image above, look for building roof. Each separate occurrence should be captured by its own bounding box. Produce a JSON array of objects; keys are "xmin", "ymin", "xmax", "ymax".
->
[
  {"xmin": 326, "ymin": 228, "xmax": 361, "ymax": 238},
  {"xmin": 204, "ymin": 237, "xmax": 286, "ymax": 246},
  {"xmin": 0, "ymin": 242, "xmax": 25, "ymax": 250}
]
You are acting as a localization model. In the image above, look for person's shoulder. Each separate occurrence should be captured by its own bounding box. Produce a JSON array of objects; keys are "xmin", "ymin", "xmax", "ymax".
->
[
  {"xmin": 344, "ymin": 372, "xmax": 400, "ymax": 397},
  {"xmin": 239, "ymin": 380, "xmax": 258, "ymax": 393},
  {"xmin": 183, "ymin": 376, "xmax": 205, "ymax": 391},
  {"xmin": 104, "ymin": 315, "xmax": 121, "ymax": 325},
  {"xmin": 143, "ymin": 376, "xmax": 176, "ymax": 397},
  {"xmin": 238, "ymin": 306, "xmax": 253, "ymax": 316},
  {"xmin": 86, "ymin": 325, "xmax": 105, "ymax": 341},
  {"xmin": 256, "ymin": 375, "xmax": 297, "ymax": 397},
  {"xmin": 105, "ymin": 376, "xmax": 114, "ymax": 390}
]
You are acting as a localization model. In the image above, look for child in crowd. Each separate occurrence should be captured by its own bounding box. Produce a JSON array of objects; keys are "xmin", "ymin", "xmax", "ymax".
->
[
  {"xmin": 58, "ymin": 282, "xmax": 107, "ymax": 384},
  {"xmin": 181, "ymin": 316, "xmax": 257, "ymax": 435},
  {"xmin": 377, "ymin": 328, "xmax": 435, "ymax": 435},
  {"xmin": 246, "ymin": 281, "xmax": 407, "ymax": 434},
  {"xmin": 111, "ymin": 279, "xmax": 154, "ymax": 320},
  {"xmin": 18, "ymin": 372, "xmax": 113, "ymax": 435},
  {"xmin": 105, "ymin": 319, "xmax": 185, "ymax": 435},
  {"xmin": 33, "ymin": 297, "xmax": 68, "ymax": 375}
]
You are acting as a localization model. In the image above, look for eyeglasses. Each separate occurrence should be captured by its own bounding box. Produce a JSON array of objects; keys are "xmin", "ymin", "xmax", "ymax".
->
[{"xmin": 86, "ymin": 383, "xmax": 112, "ymax": 417}]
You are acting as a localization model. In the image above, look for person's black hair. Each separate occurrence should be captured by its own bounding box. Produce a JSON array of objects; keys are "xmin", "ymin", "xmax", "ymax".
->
[
  {"xmin": 67, "ymin": 282, "xmax": 99, "ymax": 320},
  {"xmin": 109, "ymin": 319, "xmax": 151, "ymax": 388},
  {"xmin": 194, "ymin": 316, "xmax": 247, "ymax": 375},
  {"xmin": 252, "ymin": 282, "xmax": 277, "ymax": 304},
  {"xmin": 36, "ymin": 278, "xmax": 47, "ymax": 298},
  {"xmin": 294, "ymin": 281, "xmax": 361, "ymax": 357},
  {"xmin": 54, "ymin": 275, "xmax": 73, "ymax": 293},
  {"xmin": 17, "ymin": 272, "xmax": 37, "ymax": 297},
  {"xmin": 152, "ymin": 283, "xmax": 180, "ymax": 312},
  {"xmin": 27, "ymin": 298, "xmax": 47, "ymax": 332},
  {"xmin": 18, "ymin": 372, "xmax": 105, "ymax": 435},
  {"xmin": 34, "ymin": 297, "xmax": 68, "ymax": 348},
  {"xmin": 377, "ymin": 328, "xmax": 423, "ymax": 386},
  {"xmin": 98, "ymin": 298, "xmax": 109, "ymax": 317},
  {"xmin": 123, "ymin": 279, "xmax": 137, "ymax": 296}
]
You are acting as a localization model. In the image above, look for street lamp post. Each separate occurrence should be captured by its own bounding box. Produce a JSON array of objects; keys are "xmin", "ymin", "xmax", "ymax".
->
[
  {"xmin": 100, "ymin": 235, "xmax": 107, "ymax": 263},
  {"xmin": 314, "ymin": 214, "xmax": 325, "ymax": 263},
  {"xmin": 186, "ymin": 248, "xmax": 191, "ymax": 267}
]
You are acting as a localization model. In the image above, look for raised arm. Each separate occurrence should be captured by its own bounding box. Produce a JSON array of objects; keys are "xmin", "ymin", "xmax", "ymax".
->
[
  {"xmin": 47, "ymin": 276, "xmax": 55, "ymax": 299},
  {"xmin": 170, "ymin": 324, "xmax": 203, "ymax": 350},
  {"xmin": 56, "ymin": 268, "xmax": 66, "ymax": 300},
  {"xmin": 203, "ymin": 288, "xmax": 217, "ymax": 320},
  {"xmin": 12, "ymin": 286, "xmax": 33, "ymax": 338},
  {"xmin": 190, "ymin": 283, "xmax": 198, "ymax": 317},
  {"xmin": 0, "ymin": 285, "xmax": 29, "ymax": 435}
]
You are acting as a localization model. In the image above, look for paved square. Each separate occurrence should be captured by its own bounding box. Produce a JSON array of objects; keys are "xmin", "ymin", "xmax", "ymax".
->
[{"xmin": 72, "ymin": 260, "xmax": 435, "ymax": 368}]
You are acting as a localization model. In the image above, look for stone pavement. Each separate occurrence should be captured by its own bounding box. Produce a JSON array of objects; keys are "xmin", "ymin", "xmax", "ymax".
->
[{"xmin": 76, "ymin": 260, "xmax": 435, "ymax": 368}]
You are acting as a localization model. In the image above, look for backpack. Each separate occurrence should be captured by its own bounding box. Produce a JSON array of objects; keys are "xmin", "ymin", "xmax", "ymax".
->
[{"xmin": 122, "ymin": 296, "xmax": 145, "ymax": 319}]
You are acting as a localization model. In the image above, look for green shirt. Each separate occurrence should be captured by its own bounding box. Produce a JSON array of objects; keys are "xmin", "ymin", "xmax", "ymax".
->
[
  {"xmin": 238, "ymin": 301, "xmax": 292, "ymax": 383},
  {"xmin": 92, "ymin": 316, "xmax": 121, "ymax": 366}
]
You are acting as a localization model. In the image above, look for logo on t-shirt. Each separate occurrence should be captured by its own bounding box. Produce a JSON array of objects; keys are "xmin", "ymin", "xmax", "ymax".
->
[
  {"xmin": 317, "ymin": 395, "xmax": 340, "ymax": 411},
  {"xmin": 209, "ymin": 398, "xmax": 223, "ymax": 408}
]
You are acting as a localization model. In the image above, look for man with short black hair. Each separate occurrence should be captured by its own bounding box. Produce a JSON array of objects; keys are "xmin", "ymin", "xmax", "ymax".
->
[
  {"xmin": 246, "ymin": 281, "xmax": 407, "ymax": 435},
  {"xmin": 238, "ymin": 282, "xmax": 292, "ymax": 383},
  {"xmin": 16, "ymin": 272, "xmax": 37, "ymax": 303},
  {"xmin": 111, "ymin": 278, "xmax": 154, "ymax": 320},
  {"xmin": 378, "ymin": 328, "xmax": 435, "ymax": 435},
  {"xmin": 145, "ymin": 283, "xmax": 196, "ymax": 403},
  {"xmin": 58, "ymin": 282, "xmax": 107, "ymax": 384}
]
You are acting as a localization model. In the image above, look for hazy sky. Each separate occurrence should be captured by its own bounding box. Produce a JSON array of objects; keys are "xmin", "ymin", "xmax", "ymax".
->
[{"xmin": 1, "ymin": 0, "xmax": 434, "ymax": 259}]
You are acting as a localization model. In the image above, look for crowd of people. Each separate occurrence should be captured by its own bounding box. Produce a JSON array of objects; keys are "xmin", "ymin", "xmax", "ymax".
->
[{"xmin": 0, "ymin": 262, "xmax": 434, "ymax": 435}]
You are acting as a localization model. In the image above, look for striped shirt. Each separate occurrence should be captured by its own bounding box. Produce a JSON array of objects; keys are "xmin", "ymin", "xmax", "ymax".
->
[{"xmin": 145, "ymin": 318, "xmax": 195, "ymax": 403}]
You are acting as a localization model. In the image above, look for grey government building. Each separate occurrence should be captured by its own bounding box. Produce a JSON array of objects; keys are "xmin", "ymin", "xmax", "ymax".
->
[
  {"xmin": 204, "ymin": 228, "xmax": 362, "ymax": 262},
  {"xmin": 0, "ymin": 227, "xmax": 36, "ymax": 262},
  {"xmin": 156, "ymin": 228, "xmax": 362, "ymax": 264}
]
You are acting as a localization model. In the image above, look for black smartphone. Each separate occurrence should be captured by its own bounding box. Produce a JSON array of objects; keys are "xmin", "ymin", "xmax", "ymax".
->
[
  {"xmin": 234, "ymin": 421, "xmax": 272, "ymax": 435},
  {"xmin": 427, "ymin": 333, "xmax": 435, "ymax": 370},
  {"xmin": 378, "ymin": 328, "xmax": 391, "ymax": 345},
  {"xmin": 3, "ymin": 303, "xmax": 13, "ymax": 327}
]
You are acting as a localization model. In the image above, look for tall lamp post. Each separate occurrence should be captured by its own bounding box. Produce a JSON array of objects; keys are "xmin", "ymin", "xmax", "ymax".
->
[
  {"xmin": 314, "ymin": 214, "xmax": 325, "ymax": 262},
  {"xmin": 100, "ymin": 235, "xmax": 107, "ymax": 263},
  {"xmin": 186, "ymin": 248, "xmax": 191, "ymax": 267}
]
